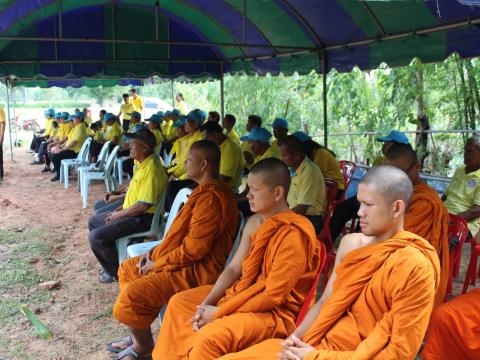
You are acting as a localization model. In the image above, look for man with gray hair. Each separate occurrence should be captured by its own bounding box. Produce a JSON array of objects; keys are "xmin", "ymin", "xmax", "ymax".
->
[{"xmin": 444, "ymin": 135, "xmax": 480, "ymax": 238}]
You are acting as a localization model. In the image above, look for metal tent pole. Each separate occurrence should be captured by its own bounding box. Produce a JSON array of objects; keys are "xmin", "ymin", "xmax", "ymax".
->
[
  {"xmin": 12, "ymin": 86, "xmax": 17, "ymax": 146},
  {"xmin": 5, "ymin": 79, "xmax": 13, "ymax": 160},
  {"xmin": 322, "ymin": 54, "xmax": 328, "ymax": 147},
  {"xmin": 220, "ymin": 62, "xmax": 225, "ymax": 119},
  {"xmin": 171, "ymin": 79, "xmax": 175, "ymax": 108}
]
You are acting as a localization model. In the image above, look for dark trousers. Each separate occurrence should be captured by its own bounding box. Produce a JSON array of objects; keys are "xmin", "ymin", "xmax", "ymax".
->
[
  {"xmin": 93, "ymin": 197, "xmax": 125, "ymax": 215},
  {"xmin": 329, "ymin": 196, "xmax": 360, "ymax": 240},
  {"xmin": 45, "ymin": 151, "xmax": 53, "ymax": 167},
  {"xmin": 122, "ymin": 119, "xmax": 130, "ymax": 132},
  {"xmin": 88, "ymin": 212, "xmax": 153, "ymax": 276},
  {"xmin": 30, "ymin": 135, "xmax": 46, "ymax": 152},
  {"xmin": 165, "ymin": 179, "xmax": 197, "ymax": 211},
  {"xmin": 0, "ymin": 143, "xmax": 3, "ymax": 179},
  {"xmin": 37, "ymin": 140, "xmax": 52, "ymax": 162},
  {"xmin": 51, "ymin": 150, "xmax": 77, "ymax": 175},
  {"xmin": 89, "ymin": 140, "xmax": 103, "ymax": 159}
]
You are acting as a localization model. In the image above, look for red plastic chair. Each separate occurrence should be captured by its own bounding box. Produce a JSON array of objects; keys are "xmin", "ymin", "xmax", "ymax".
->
[
  {"xmin": 338, "ymin": 160, "xmax": 356, "ymax": 200},
  {"xmin": 296, "ymin": 242, "xmax": 327, "ymax": 326},
  {"xmin": 446, "ymin": 214, "xmax": 469, "ymax": 296},
  {"xmin": 462, "ymin": 225, "xmax": 480, "ymax": 293}
]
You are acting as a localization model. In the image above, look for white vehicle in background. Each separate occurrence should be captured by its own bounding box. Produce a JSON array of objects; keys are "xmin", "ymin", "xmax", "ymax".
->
[{"xmin": 143, "ymin": 97, "xmax": 173, "ymax": 119}]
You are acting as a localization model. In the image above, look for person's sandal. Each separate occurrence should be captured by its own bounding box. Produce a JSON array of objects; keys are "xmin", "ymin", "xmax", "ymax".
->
[
  {"xmin": 113, "ymin": 345, "xmax": 152, "ymax": 360},
  {"xmin": 98, "ymin": 271, "xmax": 117, "ymax": 284},
  {"xmin": 107, "ymin": 335, "xmax": 133, "ymax": 353}
]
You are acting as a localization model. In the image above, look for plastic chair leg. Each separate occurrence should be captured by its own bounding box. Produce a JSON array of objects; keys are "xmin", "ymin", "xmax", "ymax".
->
[
  {"xmin": 59, "ymin": 162, "xmax": 64, "ymax": 183},
  {"xmin": 116, "ymin": 237, "xmax": 129, "ymax": 265},
  {"xmin": 64, "ymin": 164, "xmax": 70, "ymax": 189},
  {"xmin": 82, "ymin": 177, "xmax": 89, "ymax": 209},
  {"xmin": 117, "ymin": 161, "xmax": 123, "ymax": 185},
  {"xmin": 462, "ymin": 245, "xmax": 479, "ymax": 293}
]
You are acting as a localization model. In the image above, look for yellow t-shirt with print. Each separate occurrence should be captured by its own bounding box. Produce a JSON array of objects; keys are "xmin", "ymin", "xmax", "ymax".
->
[
  {"xmin": 288, "ymin": 157, "xmax": 326, "ymax": 216},
  {"xmin": 131, "ymin": 96, "xmax": 143, "ymax": 112},
  {"xmin": 119, "ymin": 103, "xmax": 135, "ymax": 121},
  {"xmin": 43, "ymin": 118, "xmax": 54, "ymax": 137},
  {"xmin": 312, "ymin": 147, "xmax": 345, "ymax": 190},
  {"xmin": 219, "ymin": 137, "xmax": 245, "ymax": 191},
  {"xmin": 105, "ymin": 123, "xmax": 123, "ymax": 145},
  {"xmin": 0, "ymin": 107, "xmax": 5, "ymax": 124},
  {"xmin": 445, "ymin": 166, "xmax": 480, "ymax": 234},
  {"xmin": 123, "ymin": 154, "xmax": 167, "ymax": 214},
  {"xmin": 253, "ymin": 144, "xmax": 280, "ymax": 164},
  {"xmin": 66, "ymin": 123, "xmax": 88, "ymax": 153}
]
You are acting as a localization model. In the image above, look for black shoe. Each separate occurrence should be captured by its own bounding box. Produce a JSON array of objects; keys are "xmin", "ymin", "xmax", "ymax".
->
[
  {"xmin": 50, "ymin": 175, "xmax": 60, "ymax": 182},
  {"xmin": 41, "ymin": 167, "xmax": 50, "ymax": 173}
]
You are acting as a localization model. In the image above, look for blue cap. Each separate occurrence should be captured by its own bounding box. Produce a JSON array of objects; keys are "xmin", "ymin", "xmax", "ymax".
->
[
  {"xmin": 164, "ymin": 110, "xmax": 172, "ymax": 116},
  {"xmin": 292, "ymin": 131, "xmax": 311, "ymax": 143},
  {"xmin": 186, "ymin": 109, "xmax": 207, "ymax": 124},
  {"xmin": 61, "ymin": 112, "xmax": 69, "ymax": 120},
  {"xmin": 376, "ymin": 130, "xmax": 409, "ymax": 145},
  {"xmin": 44, "ymin": 108, "xmax": 55, "ymax": 117},
  {"xmin": 54, "ymin": 112, "xmax": 62, "ymax": 119},
  {"xmin": 73, "ymin": 111, "xmax": 84, "ymax": 119},
  {"xmin": 147, "ymin": 114, "xmax": 162, "ymax": 124},
  {"xmin": 171, "ymin": 109, "xmax": 181, "ymax": 117},
  {"xmin": 156, "ymin": 111, "xmax": 165, "ymax": 117},
  {"xmin": 129, "ymin": 111, "xmax": 141, "ymax": 119},
  {"xmin": 64, "ymin": 115, "xmax": 74, "ymax": 122},
  {"xmin": 240, "ymin": 127, "xmax": 272, "ymax": 144},
  {"xmin": 270, "ymin": 117, "xmax": 289, "ymax": 129},
  {"xmin": 104, "ymin": 112, "xmax": 116, "ymax": 122},
  {"xmin": 124, "ymin": 123, "xmax": 148, "ymax": 140},
  {"xmin": 173, "ymin": 116, "xmax": 187, "ymax": 128}
]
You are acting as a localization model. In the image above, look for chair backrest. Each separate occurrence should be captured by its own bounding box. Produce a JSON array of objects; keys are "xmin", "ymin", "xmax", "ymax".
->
[
  {"xmin": 296, "ymin": 242, "xmax": 327, "ymax": 326},
  {"xmin": 226, "ymin": 212, "xmax": 246, "ymax": 266},
  {"xmin": 77, "ymin": 137, "xmax": 93, "ymax": 162},
  {"xmin": 338, "ymin": 160, "xmax": 356, "ymax": 193},
  {"xmin": 149, "ymin": 190, "xmax": 167, "ymax": 236},
  {"xmin": 95, "ymin": 141, "xmax": 111, "ymax": 170},
  {"xmin": 448, "ymin": 213, "xmax": 469, "ymax": 250},
  {"xmin": 162, "ymin": 187, "xmax": 193, "ymax": 238},
  {"xmin": 104, "ymin": 145, "xmax": 119, "ymax": 175},
  {"xmin": 323, "ymin": 179, "xmax": 339, "ymax": 229}
]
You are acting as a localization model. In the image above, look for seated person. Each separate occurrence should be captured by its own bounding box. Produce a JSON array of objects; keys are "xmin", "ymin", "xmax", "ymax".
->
[
  {"xmin": 201, "ymin": 121, "xmax": 245, "ymax": 192},
  {"xmin": 386, "ymin": 143, "xmax": 450, "ymax": 306},
  {"xmin": 167, "ymin": 116, "xmax": 188, "ymax": 163},
  {"xmin": 372, "ymin": 129, "xmax": 410, "ymax": 166},
  {"xmin": 146, "ymin": 114, "xmax": 163, "ymax": 152},
  {"xmin": 220, "ymin": 165, "xmax": 440, "ymax": 360},
  {"xmin": 241, "ymin": 114, "xmax": 262, "ymax": 166},
  {"xmin": 279, "ymin": 135, "xmax": 326, "ymax": 234},
  {"xmin": 444, "ymin": 135, "xmax": 480, "ymax": 238},
  {"xmin": 50, "ymin": 111, "xmax": 88, "ymax": 182},
  {"xmin": 88, "ymin": 129, "xmax": 167, "ymax": 283},
  {"xmin": 103, "ymin": 113, "xmax": 124, "ymax": 152},
  {"xmin": 222, "ymin": 113, "xmax": 240, "ymax": 145},
  {"xmin": 270, "ymin": 117, "xmax": 289, "ymax": 153},
  {"xmin": 107, "ymin": 140, "xmax": 239, "ymax": 359},
  {"xmin": 153, "ymin": 158, "xmax": 321, "ymax": 360},
  {"xmin": 31, "ymin": 112, "xmax": 61, "ymax": 165},
  {"xmin": 43, "ymin": 112, "xmax": 72, "ymax": 173},
  {"xmin": 207, "ymin": 111, "xmax": 221, "ymax": 123},
  {"xmin": 421, "ymin": 288, "xmax": 480, "ymax": 360},
  {"xmin": 29, "ymin": 108, "xmax": 55, "ymax": 155},
  {"xmin": 292, "ymin": 131, "xmax": 345, "ymax": 197}
]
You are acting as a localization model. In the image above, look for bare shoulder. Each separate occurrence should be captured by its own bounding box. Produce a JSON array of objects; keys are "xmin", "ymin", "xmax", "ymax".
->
[
  {"xmin": 243, "ymin": 214, "xmax": 264, "ymax": 235},
  {"xmin": 336, "ymin": 233, "xmax": 371, "ymax": 262}
]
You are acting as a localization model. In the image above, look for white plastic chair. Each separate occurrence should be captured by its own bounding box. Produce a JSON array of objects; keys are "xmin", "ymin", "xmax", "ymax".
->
[
  {"xmin": 80, "ymin": 145, "xmax": 119, "ymax": 208},
  {"xmin": 126, "ymin": 187, "xmax": 193, "ymax": 258},
  {"xmin": 77, "ymin": 141, "xmax": 110, "ymax": 192},
  {"xmin": 115, "ymin": 156, "xmax": 131, "ymax": 185},
  {"xmin": 115, "ymin": 191, "xmax": 167, "ymax": 264},
  {"xmin": 60, "ymin": 137, "xmax": 92, "ymax": 189}
]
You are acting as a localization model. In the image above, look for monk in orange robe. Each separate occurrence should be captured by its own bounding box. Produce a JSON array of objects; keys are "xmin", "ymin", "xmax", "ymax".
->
[
  {"xmin": 153, "ymin": 158, "xmax": 321, "ymax": 360},
  {"xmin": 386, "ymin": 143, "xmax": 449, "ymax": 306},
  {"xmin": 108, "ymin": 140, "xmax": 239, "ymax": 360},
  {"xmin": 421, "ymin": 288, "xmax": 480, "ymax": 360},
  {"xmin": 219, "ymin": 165, "xmax": 440, "ymax": 360}
]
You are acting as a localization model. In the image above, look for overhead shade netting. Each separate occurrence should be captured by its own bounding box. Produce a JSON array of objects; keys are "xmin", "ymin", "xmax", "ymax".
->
[{"xmin": 0, "ymin": 1, "xmax": 479, "ymax": 81}]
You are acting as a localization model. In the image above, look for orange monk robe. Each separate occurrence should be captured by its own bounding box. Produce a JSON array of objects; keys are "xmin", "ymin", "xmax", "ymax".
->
[
  {"xmin": 421, "ymin": 288, "xmax": 480, "ymax": 360},
  {"xmin": 219, "ymin": 231, "xmax": 440, "ymax": 360},
  {"xmin": 405, "ymin": 180, "xmax": 449, "ymax": 306},
  {"xmin": 153, "ymin": 210, "xmax": 321, "ymax": 360},
  {"xmin": 113, "ymin": 180, "xmax": 238, "ymax": 329}
]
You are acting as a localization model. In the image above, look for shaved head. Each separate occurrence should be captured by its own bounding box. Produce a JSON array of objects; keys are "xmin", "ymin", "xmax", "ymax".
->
[
  {"xmin": 385, "ymin": 143, "xmax": 417, "ymax": 164},
  {"xmin": 360, "ymin": 165, "xmax": 413, "ymax": 206},
  {"xmin": 190, "ymin": 140, "xmax": 221, "ymax": 170},
  {"xmin": 250, "ymin": 158, "xmax": 291, "ymax": 196}
]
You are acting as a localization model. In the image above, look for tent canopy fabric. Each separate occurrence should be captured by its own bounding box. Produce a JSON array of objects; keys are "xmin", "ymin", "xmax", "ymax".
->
[{"xmin": 0, "ymin": 1, "xmax": 479, "ymax": 81}]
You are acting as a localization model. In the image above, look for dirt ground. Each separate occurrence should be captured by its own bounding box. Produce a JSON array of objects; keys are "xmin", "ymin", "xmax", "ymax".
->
[
  {"xmin": 0, "ymin": 146, "xmax": 161, "ymax": 360},
  {"xmin": 0, "ymin": 145, "xmax": 476, "ymax": 359}
]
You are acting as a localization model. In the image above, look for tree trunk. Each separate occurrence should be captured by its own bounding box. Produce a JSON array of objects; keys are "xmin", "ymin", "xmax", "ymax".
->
[
  {"xmin": 414, "ymin": 66, "xmax": 429, "ymax": 169},
  {"xmin": 456, "ymin": 57, "xmax": 470, "ymax": 131},
  {"xmin": 466, "ymin": 60, "xmax": 479, "ymax": 131}
]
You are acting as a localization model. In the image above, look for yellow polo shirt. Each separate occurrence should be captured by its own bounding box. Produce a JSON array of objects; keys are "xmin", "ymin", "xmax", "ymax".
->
[
  {"xmin": 313, "ymin": 147, "xmax": 345, "ymax": 190},
  {"xmin": 123, "ymin": 154, "xmax": 167, "ymax": 214},
  {"xmin": 288, "ymin": 157, "xmax": 326, "ymax": 216},
  {"xmin": 152, "ymin": 128, "xmax": 163, "ymax": 150},
  {"xmin": 105, "ymin": 122, "xmax": 123, "ymax": 145},
  {"xmin": 50, "ymin": 126, "xmax": 58, "ymax": 138},
  {"xmin": 43, "ymin": 118, "xmax": 54, "ymax": 137},
  {"xmin": 226, "ymin": 128, "xmax": 241, "ymax": 145},
  {"xmin": 169, "ymin": 130, "xmax": 203, "ymax": 179},
  {"xmin": 161, "ymin": 120, "xmax": 174, "ymax": 141},
  {"xmin": 219, "ymin": 137, "xmax": 245, "ymax": 191},
  {"xmin": 253, "ymin": 144, "xmax": 280, "ymax": 164},
  {"xmin": 0, "ymin": 107, "xmax": 5, "ymax": 123},
  {"xmin": 57, "ymin": 122, "xmax": 72, "ymax": 142},
  {"xmin": 131, "ymin": 96, "xmax": 143, "ymax": 112},
  {"xmin": 66, "ymin": 123, "xmax": 88, "ymax": 153},
  {"xmin": 119, "ymin": 103, "xmax": 135, "ymax": 121},
  {"xmin": 176, "ymin": 100, "xmax": 188, "ymax": 115},
  {"xmin": 169, "ymin": 135, "xmax": 188, "ymax": 160},
  {"xmin": 84, "ymin": 116, "xmax": 93, "ymax": 127},
  {"xmin": 445, "ymin": 166, "xmax": 480, "ymax": 234}
]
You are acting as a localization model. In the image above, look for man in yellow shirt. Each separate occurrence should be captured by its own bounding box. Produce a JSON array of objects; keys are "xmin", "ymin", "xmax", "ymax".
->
[
  {"xmin": 176, "ymin": 93, "xmax": 188, "ymax": 115},
  {"xmin": 280, "ymin": 135, "xmax": 326, "ymax": 233},
  {"xmin": 29, "ymin": 108, "xmax": 55, "ymax": 154},
  {"xmin": 207, "ymin": 111, "xmax": 221, "ymax": 123},
  {"xmin": 50, "ymin": 111, "xmax": 88, "ymax": 181},
  {"xmin": 88, "ymin": 128, "xmax": 167, "ymax": 283},
  {"xmin": 270, "ymin": 117, "xmax": 289, "ymax": 154},
  {"xmin": 102, "ymin": 112, "xmax": 124, "ymax": 153},
  {"xmin": 201, "ymin": 122, "xmax": 245, "ymax": 192},
  {"xmin": 129, "ymin": 88, "xmax": 143, "ymax": 112},
  {"xmin": 32, "ymin": 112, "xmax": 62, "ymax": 165},
  {"xmin": 240, "ymin": 127, "xmax": 280, "ymax": 164},
  {"xmin": 222, "ymin": 114, "xmax": 240, "ymax": 145},
  {"xmin": 372, "ymin": 130, "xmax": 410, "ymax": 166},
  {"xmin": 118, "ymin": 93, "xmax": 135, "ymax": 132},
  {"xmin": 444, "ymin": 136, "xmax": 480, "ymax": 237},
  {"xmin": 241, "ymin": 114, "xmax": 263, "ymax": 166},
  {"xmin": 146, "ymin": 114, "xmax": 164, "ymax": 151},
  {"xmin": 43, "ymin": 112, "xmax": 72, "ymax": 172},
  {"xmin": 0, "ymin": 104, "xmax": 5, "ymax": 182}
]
